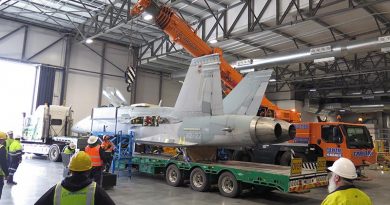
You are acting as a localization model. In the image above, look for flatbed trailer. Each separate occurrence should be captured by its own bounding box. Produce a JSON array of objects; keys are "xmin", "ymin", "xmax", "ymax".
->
[{"xmin": 132, "ymin": 154, "xmax": 328, "ymax": 198}]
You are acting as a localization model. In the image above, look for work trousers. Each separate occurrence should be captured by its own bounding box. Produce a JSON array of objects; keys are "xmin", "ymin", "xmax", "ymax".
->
[
  {"xmin": 8, "ymin": 156, "xmax": 20, "ymax": 177},
  {"xmin": 90, "ymin": 166, "xmax": 103, "ymax": 186},
  {"xmin": 105, "ymin": 154, "xmax": 113, "ymax": 172},
  {"xmin": 0, "ymin": 176, "xmax": 3, "ymax": 199}
]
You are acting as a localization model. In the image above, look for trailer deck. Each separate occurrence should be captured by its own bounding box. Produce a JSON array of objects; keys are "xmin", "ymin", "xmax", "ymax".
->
[{"xmin": 132, "ymin": 153, "xmax": 328, "ymax": 197}]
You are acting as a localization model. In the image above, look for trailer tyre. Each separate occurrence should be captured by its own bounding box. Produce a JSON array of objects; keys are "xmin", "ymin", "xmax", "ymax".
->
[
  {"xmin": 218, "ymin": 172, "xmax": 241, "ymax": 198},
  {"xmin": 279, "ymin": 151, "xmax": 307, "ymax": 166},
  {"xmin": 165, "ymin": 164, "xmax": 183, "ymax": 187},
  {"xmin": 48, "ymin": 145, "xmax": 61, "ymax": 162},
  {"xmin": 279, "ymin": 151, "xmax": 292, "ymax": 166},
  {"xmin": 190, "ymin": 168, "xmax": 210, "ymax": 192},
  {"xmin": 294, "ymin": 152, "xmax": 308, "ymax": 162}
]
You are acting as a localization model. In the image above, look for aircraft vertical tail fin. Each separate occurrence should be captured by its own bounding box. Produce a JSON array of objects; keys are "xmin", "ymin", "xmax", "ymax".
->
[
  {"xmin": 174, "ymin": 54, "xmax": 223, "ymax": 116},
  {"xmin": 223, "ymin": 70, "xmax": 273, "ymax": 116}
]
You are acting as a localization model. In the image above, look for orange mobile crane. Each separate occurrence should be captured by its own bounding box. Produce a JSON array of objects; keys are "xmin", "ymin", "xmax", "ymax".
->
[{"xmin": 131, "ymin": 0, "xmax": 300, "ymax": 123}]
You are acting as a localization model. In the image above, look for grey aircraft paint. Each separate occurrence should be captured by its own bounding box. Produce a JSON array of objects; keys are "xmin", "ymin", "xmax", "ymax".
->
[{"xmin": 72, "ymin": 54, "xmax": 295, "ymax": 147}]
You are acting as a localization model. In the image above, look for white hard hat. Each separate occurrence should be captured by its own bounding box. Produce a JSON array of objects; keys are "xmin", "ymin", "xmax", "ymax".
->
[
  {"xmin": 328, "ymin": 157, "xmax": 357, "ymax": 179},
  {"xmin": 87, "ymin": 136, "xmax": 99, "ymax": 144},
  {"xmin": 69, "ymin": 142, "xmax": 76, "ymax": 149}
]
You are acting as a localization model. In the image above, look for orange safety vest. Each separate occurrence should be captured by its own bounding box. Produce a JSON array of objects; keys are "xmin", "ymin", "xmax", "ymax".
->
[
  {"xmin": 85, "ymin": 145, "xmax": 103, "ymax": 167},
  {"xmin": 101, "ymin": 141, "xmax": 115, "ymax": 152}
]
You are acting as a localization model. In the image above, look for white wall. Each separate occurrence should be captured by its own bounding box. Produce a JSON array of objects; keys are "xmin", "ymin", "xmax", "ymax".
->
[
  {"xmin": 161, "ymin": 77, "xmax": 182, "ymax": 107},
  {"xmin": 135, "ymin": 71, "xmax": 161, "ymax": 104},
  {"xmin": 0, "ymin": 18, "xmax": 132, "ymax": 123},
  {"xmin": 133, "ymin": 70, "xmax": 182, "ymax": 106}
]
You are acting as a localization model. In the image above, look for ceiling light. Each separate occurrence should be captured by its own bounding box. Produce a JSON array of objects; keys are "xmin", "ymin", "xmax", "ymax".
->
[
  {"xmin": 309, "ymin": 88, "xmax": 316, "ymax": 92},
  {"xmin": 269, "ymin": 79, "xmax": 276, "ymax": 82},
  {"xmin": 144, "ymin": 14, "xmax": 153, "ymax": 21},
  {"xmin": 85, "ymin": 38, "xmax": 93, "ymax": 44},
  {"xmin": 209, "ymin": 39, "xmax": 218, "ymax": 44},
  {"xmin": 235, "ymin": 59, "xmax": 253, "ymax": 67},
  {"xmin": 240, "ymin": 68, "xmax": 254, "ymax": 74},
  {"xmin": 351, "ymin": 92, "xmax": 362, "ymax": 95},
  {"xmin": 339, "ymin": 109, "xmax": 346, "ymax": 112}
]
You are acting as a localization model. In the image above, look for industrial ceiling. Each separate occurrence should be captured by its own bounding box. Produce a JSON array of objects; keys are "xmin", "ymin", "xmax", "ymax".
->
[{"xmin": 1, "ymin": 0, "xmax": 390, "ymax": 101}]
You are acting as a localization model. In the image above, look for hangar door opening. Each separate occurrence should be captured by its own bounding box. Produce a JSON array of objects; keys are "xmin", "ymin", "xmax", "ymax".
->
[{"xmin": 0, "ymin": 60, "xmax": 38, "ymax": 136}]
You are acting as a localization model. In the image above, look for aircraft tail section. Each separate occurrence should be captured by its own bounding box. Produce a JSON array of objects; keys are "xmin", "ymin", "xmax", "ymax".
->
[
  {"xmin": 174, "ymin": 54, "xmax": 223, "ymax": 116},
  {"xmin": 223, "ymin": 70, "xmax": 273, "ymax": 116}
]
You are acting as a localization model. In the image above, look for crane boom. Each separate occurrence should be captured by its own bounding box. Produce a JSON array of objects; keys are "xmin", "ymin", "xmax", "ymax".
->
[{"xmin": 131, "ymin": 0, "xmax": 300, "ymax": 122}]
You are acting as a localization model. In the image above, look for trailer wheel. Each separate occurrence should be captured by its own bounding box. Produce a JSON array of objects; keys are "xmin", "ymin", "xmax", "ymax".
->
[
  {"xmin": 294, "ymin": 152, "xmax": 308, "ymax": 162},
  {"xmin": 165, "ymin": 164, "xmax": 183, "ymax": 187},
  {"xmin": 279, "ymin": 151, "xmax": 307, "ymax": 166},
  {"xmin": 279, "ymin": 151, "xmax": 292, "ymax": 166},
  {"xmin": 48, "ymin": 145, "xmax": 62, "ymax": 162},
  {"xmin": 218, "ymin": 172, "xmax": 241, "ymax": 198},
  {"xmin": 190, "ymin": 168, "xmax": 210, "ymax": 192}
]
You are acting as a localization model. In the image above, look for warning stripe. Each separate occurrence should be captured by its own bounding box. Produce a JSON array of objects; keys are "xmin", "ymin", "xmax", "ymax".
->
[{"xmin": 302, "ymin": 162, "xmax": 317, "ymax": 170}]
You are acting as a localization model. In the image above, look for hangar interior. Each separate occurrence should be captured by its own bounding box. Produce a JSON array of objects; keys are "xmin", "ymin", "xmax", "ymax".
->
[{"xmin": 0, "ymin": 0, "xmax": 389, "ymax": 204}]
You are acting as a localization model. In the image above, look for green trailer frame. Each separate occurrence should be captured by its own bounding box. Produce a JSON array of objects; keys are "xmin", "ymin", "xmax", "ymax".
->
[{"xmin": 132, "ymin": 154, "xmax": 328, "ymax": 198}]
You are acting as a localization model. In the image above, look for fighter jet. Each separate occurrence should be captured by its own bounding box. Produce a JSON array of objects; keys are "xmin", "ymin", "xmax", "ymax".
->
[{"xmin": 72, "ymin": 54, "xmax": 295, "ymax": 147}]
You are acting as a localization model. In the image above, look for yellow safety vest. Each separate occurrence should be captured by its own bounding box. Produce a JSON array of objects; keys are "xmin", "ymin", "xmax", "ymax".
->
[
  {"xmin": 321, "ymin": 186, "xmax": 372, "ymax": 205},
  {"xmin": 9, "ymin": 140, "xmax": 22, "ymax": 153},
  {"xmin": 53, "ymin": 181, "xmax": 96, "ymax": 205},
  {"xmin": 0, "ymin": 145, "xmax": 4, "ymax": 176},
  {"xmin": 5, "ymin": 138, "xmax": 14, "ymax": 152},
  {"xmin": 63, "ymin": 147, "xmax": 74, "ymax": 155}
]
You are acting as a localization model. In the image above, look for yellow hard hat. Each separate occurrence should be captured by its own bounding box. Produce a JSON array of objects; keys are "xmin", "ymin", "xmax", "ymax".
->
[
  {"xmin": 68, "ymin": 151, "xmax": 92, "ymax": 172},
  {"xmin": 0, "ymin": 132, "xmax": 6, "ymax": 140}
]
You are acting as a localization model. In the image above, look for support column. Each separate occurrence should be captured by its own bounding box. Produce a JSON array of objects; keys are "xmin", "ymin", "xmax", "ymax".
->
[
  {"xmin": 377, "ymin": 112, "xmax": 384, "ymax": 129},
  {"xmin": 158, "ymin": 72, "xmax": 163, "ymax": 103},
  {"xmin": 60, "ymin": 35, "xmax": 72, "ymax": 105},
  {"xmin": 21, "ymin": 26, "xmax": 28, "ymax": 60},
  {"xmin": 98, "ymin": 43, "xmax": 106, "ymax": 107}
]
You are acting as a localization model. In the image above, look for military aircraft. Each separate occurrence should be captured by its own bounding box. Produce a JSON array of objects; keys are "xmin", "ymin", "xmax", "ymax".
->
[{"xmin": 72, "ymin": 54, "xmax": 295, "ymax": 147}]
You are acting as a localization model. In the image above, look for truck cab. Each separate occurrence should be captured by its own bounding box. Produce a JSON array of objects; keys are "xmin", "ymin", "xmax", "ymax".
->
[
  {"xmin": 22, "ymin": 104, "xmax": 87, "ymax": 161},
  {"xmin": 231, "ymin": 122, "xmax": 377, "ymax": 169},
  {"xmin": 294, "ymin": 122, "xmax": 377, "ymax": 167},
  {"xmin": 23, "ymin": 105, "xmax": 72, "ymax": 142}
]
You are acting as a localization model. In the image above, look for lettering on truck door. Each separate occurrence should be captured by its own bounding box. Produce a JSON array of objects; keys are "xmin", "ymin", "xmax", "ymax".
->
[{"xmin": 321, "ymin": 125, "xmax": 343, "ymax": 158}]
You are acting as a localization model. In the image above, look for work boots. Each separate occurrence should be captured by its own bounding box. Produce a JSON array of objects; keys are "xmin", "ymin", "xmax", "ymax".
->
[{"xmin": 7, "ymin": 175, "xmax": 17, "ymax": 185}]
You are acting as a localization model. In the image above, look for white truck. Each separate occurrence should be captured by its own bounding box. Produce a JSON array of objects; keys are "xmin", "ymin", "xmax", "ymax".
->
[{"xmin": 22, "ymin": 104, "xmax": 88, "ymax": 161}]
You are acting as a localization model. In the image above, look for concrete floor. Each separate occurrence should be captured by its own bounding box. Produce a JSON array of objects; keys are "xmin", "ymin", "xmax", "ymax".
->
[{"xmin": 2, "ymin": 155, "xmax": 390, "ymax": 205}]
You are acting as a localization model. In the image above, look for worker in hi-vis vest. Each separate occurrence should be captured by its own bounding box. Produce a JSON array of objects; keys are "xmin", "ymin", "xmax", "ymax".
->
[
  {"xmin": 85, "ymin": 136, "xmax": 106, "ymax": 186},
  {"xmin": 7, "ymin": 135, "xmax": 22, "ymax": 185},
  {"xmin": 35, "ymin": 151, "xmax": 115, "ymax": 205},
  {"xmin": 101, "ymin": 135, "xmax": 115, "ymax": 172},
  {"xmin": 0, "ymin": 132, "xmax": 9, "ymax": 199},
  {"xmin": 63, "ymin": 142, "xmax": 76, "ymax": 155},
  {"xmin": 321, "ymin": 157, "xmax": 372, "ymax": 205}
]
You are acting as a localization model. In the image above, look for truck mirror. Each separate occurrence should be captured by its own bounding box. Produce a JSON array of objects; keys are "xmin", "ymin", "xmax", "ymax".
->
[
  {"xmin": 332, "ymin": 126, "xmax": 342, "ymax": 144},
  {"xmin": 24, "ymin": 117, "xmax": 31, "ymax": 127},
  {"xmin": 337, "ymin": 137, "xmax": 342, "ymax": 144}
]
